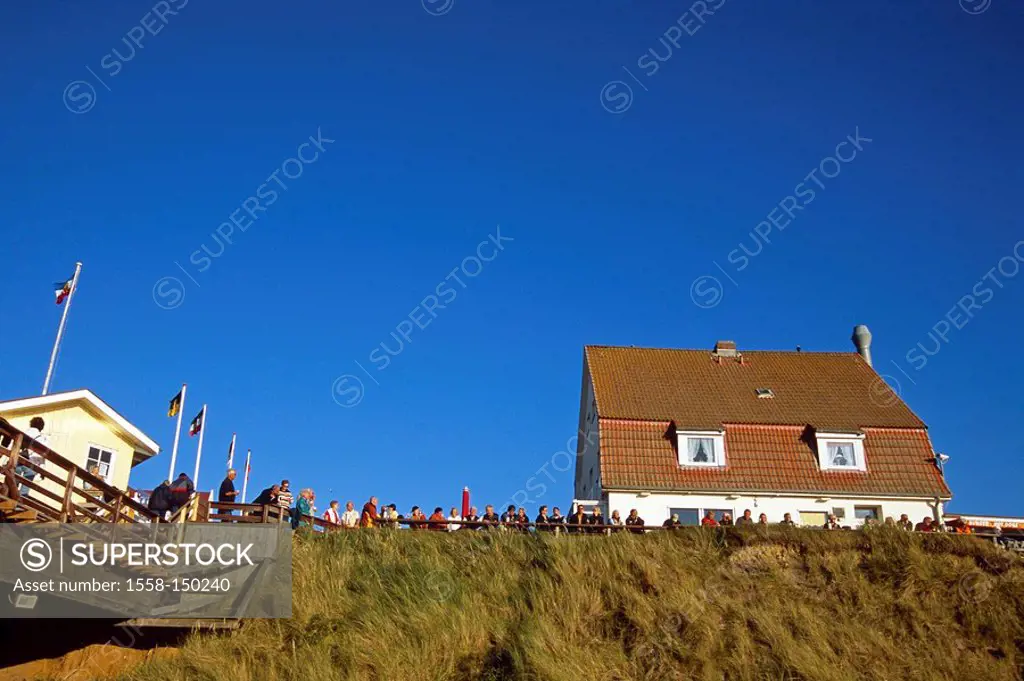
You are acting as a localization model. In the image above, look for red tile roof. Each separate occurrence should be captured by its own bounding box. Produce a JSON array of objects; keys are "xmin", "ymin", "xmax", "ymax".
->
[
  {"xmin": 586, "ymin": 346, "xmax": 923, "ymax": 432},
  {"xmin": 586, "ymin": 345, "xmax": 950, "ymax": 498},
  {"xmin": 598, "ymin": 420, "xmax": 951, "ymax": 498}
]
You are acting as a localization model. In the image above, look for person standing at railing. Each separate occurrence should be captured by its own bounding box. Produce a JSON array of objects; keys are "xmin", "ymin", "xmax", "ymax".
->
[
  {"xmin": 293, "ymin": 488, "xmax": 314, "ymax": 529},
  {"xmin": 428, "ymin": 507, "xmax": 447, "ymax": 531},
  {"xmin": 447, "ymin": 507, "xmax": 461, "ymax": 532},
  {"xmin": 625, "ymin": 509, "xmax": 645, "ymax": 534},
  {"xmin": 167, "ymin": 472, "xmax": 195, "ymax": 516},
  {"xmin": 324, "ymin": 500, "xmax": 341, "ymax": 525},
  {"xmin": 566, "ymin": 506, "xmax": 587, "ymax": 534},
  {"xmin": 609, "ymin": 510, "xmax": 624, "ymax": 533},
  {"xmin": 535, "ymin": 506, "xmax": 551, "ymax": 532},
  {"xmin": 463, "ymin": 506, "xmax": 481, "ymax": 530},
  {"xmin": 500, "ymin": 505, "xmax": 517, "ymax": 531},
  {"xmin": 360, "ymin": 496, "xmax": 380, "ymax": 527},
  {"xmin": 339, "ymin": 501, "xmax": 359, "ymax": 528},
  {"xmin": 409, "ymin": 506, "xmax": 427, "ymax": 530},
  {"xmin": 148, "ymin": 480, "xmax": 172, "ymax": 521},
  {"xmin": 277, "ymin": 480, "xmax": 294, "ymax": 514},
  {"xmin": 218, "ymin": 469, "xmax": 240, "ymax": 517},
  {"xmin": 382, "ymin": 503, "xmax": 400, "ymax": 529},
  {"xmin": 549, "ymin": 507, "xmax": 565, "ymax": 535},
  {"xmin": 252, "ymin": 484, "xmax": 280, "ymax": 507},
  {"xmin": 481, "ymin": 505, "xmax": 500, "ymax": 529},
  {"xmin": 15, "ymin": 417, "xmax": 47, "ymax": 498}
]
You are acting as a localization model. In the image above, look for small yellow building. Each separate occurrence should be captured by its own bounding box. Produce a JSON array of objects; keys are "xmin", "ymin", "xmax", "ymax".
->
[{"xmin": 0, "ymin": 389, "xmax": 159, "ymax": 493}]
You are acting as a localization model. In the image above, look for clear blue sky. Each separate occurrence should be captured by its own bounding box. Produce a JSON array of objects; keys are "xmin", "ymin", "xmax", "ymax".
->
[{"xmin": 1, "ymin": 0, "xmax": 1021, "ymax": 517}]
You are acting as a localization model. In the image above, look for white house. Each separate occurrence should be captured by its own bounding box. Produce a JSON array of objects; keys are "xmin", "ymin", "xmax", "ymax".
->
[{"xmin": 574, "ymin": 327, "xmax": 952, "ymax": 528}]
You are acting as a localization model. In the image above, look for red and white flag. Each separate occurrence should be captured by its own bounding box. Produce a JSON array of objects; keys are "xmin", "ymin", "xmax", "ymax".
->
[{"xmin": 54, "ymin": 277, "xmax": 74, "ymax": 305}]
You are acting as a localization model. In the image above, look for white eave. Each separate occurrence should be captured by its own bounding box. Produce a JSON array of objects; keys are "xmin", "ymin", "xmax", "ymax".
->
[{"xmin": 0, "ymin": 389, "xmax": 160, "ymax": 456}]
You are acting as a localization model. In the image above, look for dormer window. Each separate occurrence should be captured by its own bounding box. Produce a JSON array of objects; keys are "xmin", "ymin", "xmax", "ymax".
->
[
  {"xmin": 677, "ymin": 430, "xmax": 726, "ymax": 468},
  {"xmin": 755, "ymin": 388, "xmax": 774, "ymax": 399},
  {"xmin": 815, "ymin": 432, "xmax": 867, "ymax": 472}
]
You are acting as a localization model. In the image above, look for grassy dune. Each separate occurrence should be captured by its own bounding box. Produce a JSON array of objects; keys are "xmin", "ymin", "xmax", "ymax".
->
[{"xmin": 123, "ymin": 528, "xmax": 1024, "ymax": 681}]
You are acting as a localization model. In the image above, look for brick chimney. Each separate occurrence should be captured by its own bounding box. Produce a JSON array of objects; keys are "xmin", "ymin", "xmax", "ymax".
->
[{"xmin": 713, "ymin": 340, "xmax": 738, "ymax": 358}]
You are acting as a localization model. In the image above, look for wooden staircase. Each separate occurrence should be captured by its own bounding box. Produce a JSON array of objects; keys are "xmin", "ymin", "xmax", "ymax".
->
[{"xmin": 0, "ymin": 497, "xmax": 39, "ymax": 523}]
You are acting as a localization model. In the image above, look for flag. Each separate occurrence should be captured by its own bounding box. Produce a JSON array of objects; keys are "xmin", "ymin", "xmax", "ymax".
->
[
  {"xmin": 227, "ymin": 433, "xmax": 236, "ymax": 468},
  {"xmin": 168, "ymin": 390, "xmax": 183, "ymax": 418},
  {"xmin": 188, "ymin": 409, "xmax": 204, "ymax": 437},
  {"xmin": 54, "ymin": 277, "xmax": 74, "ymax": 305}
]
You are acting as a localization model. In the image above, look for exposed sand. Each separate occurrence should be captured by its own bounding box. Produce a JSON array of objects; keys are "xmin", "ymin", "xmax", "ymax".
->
[{"xmin": 0, "ymin": 644, "xmax": 176, "ymax": 681}]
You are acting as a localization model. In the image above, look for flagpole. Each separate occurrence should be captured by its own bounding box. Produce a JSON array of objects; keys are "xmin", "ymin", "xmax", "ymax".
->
[
  {"xmin": 228, "ymin": 432, "xmax": 236, "ymax": 469},
  {"xmin": 167, "ymin": 383, "xmax": 187, "ymax": 483},
  {"xmin": 193, "ymin": 404, "xmax": 208, "ymax": 488},
  {"xmin": 241, "ymin": 449, "xmax": 251, "ymax": 502},
  {"xmin": 42, "ymin": 261, "xmax": 83, "ymax": 395}
]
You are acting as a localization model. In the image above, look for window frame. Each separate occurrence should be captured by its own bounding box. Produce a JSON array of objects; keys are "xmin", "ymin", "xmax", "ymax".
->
[
  {"xmin": 85, "ymin": 444, "xmax": 117, "ymax": 482},
  {"xmin": 669, "ymin": 507, "xmax": 701, "ymax": 526},
  {"xmin": 677, "ymin": 430, "xmax": 727, "ymax": 468},
  {"xmin": 814, "ymin": 432, "xmax": 867, "ymax": 472},
  {"xmin": 854, "ymin": 505, "xmax": 881, "ymax": 522}
]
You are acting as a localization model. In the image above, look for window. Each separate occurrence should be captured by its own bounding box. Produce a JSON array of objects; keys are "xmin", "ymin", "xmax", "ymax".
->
[
  {"xmin": 707, "ymin": 508, "xmax": 733, "ymax": 523},
  {"xmin": 755, "ymin": 388, "xmax": 774, "ymax": 399},
  {"xmin": 86, "ymin": 446, "xmax": 115, "ymax": 481},
  {"xmin": 670, "ymin": 508, "xmax": 700, "ymax": 526},
  {"xmin": 831, "ymin": 507, "xmax": 846, "ymax": 520},
  {"xmin": 800, "ymin": 511, "xmax": 826, "ymax": 527},
  {"xmin": 677, "ymin": 431, "xmax": 726, "ymax": 468},
  {"xmin": 854, "ymin": 506, "xmax": 880, "ymax": 521},
  {"xmin": 814, "ymin": 432, "xmax": 867, "ymax": 472},
  {"xmin": 688, "ymin": 438, "xmax": 715, "ymax": 463},
  {"xmin": 827, "ymin": 442, "xmax": 855, "ymax": 467}
]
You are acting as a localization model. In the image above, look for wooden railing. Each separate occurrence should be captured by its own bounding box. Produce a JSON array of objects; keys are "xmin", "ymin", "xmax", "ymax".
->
[
  {"xmin": 195, "ymin": 506, "xmax": 1024, "ymax": 550},
  {"xmin": 206, "ymin": 501, "xmax": 291, "ymax": 524},
  {"xmin": 0, "ymin": 418, "xmax": 157, "ymax": 524}
]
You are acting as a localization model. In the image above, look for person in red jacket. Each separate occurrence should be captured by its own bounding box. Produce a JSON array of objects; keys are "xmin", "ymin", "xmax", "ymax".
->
[
  {"xmin": 701, "ymin": 510, "xmax": 719, "ymax": 527},
  {"xmin": 428, "ymin": 507, "xmax": 447, "ymax": 531}
]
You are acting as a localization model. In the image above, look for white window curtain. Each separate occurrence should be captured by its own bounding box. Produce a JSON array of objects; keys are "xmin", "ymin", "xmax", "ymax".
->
[
  {"xmin": 828, "ymin": 443, "xmax": 855, "ymax": 467},
  {"xmin": 688, "ymin": 437, "xmax": 715, "ymax": 464}
]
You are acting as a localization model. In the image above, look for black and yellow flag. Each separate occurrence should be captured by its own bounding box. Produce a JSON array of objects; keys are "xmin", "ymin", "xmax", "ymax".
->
[{"xmin": 168, "ymin": 389, "xmax": 183, "ymax": 418}]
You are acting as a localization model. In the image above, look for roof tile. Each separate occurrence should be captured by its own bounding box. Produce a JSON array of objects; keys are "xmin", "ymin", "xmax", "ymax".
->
[
  {"xmin": 598, "ymin": 419, "xmax": 951, "ymax": 498},
  {"xmin": 586, "ymin": 346, "xmax": 923, "ymax": 431}
]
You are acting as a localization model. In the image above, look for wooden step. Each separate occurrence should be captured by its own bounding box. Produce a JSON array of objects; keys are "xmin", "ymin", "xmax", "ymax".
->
[
  {"xmin": 0, "ymin": 498, "xmax": 17, "ymax": 514},
  {"xmin": 6, "ymin": 509, "xmax": 38, "ymax": 523}
]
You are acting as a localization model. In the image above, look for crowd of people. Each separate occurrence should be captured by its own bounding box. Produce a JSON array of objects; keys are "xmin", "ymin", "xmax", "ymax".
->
[{"xmin": 207, "ymin": 472, "xmax": 972, "ymax": 535}]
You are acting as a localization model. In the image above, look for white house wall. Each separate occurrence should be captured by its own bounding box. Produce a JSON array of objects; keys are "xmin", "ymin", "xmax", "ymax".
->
[
  {"xmin": 604, "ymin": 491, "xmax": 942, "ymax": 528},
  {"xmin": 575, "ymin": 372, "xmax": 601, "ymax": 500}
]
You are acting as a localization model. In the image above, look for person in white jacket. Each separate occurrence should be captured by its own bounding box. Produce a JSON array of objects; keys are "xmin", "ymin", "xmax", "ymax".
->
[
  {"xmin": 340, "ymin": 500, "xmax": 360, "ymax": 528},
  {"xmin": 447, "ymin": 507, "xmax": 462, "ymax": 532}
]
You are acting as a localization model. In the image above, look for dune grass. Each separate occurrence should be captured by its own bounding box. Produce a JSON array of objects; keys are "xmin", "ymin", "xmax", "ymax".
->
[{"xmin": 122, "ymin": 527, "xmax": 1024, "ymax": 681}]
